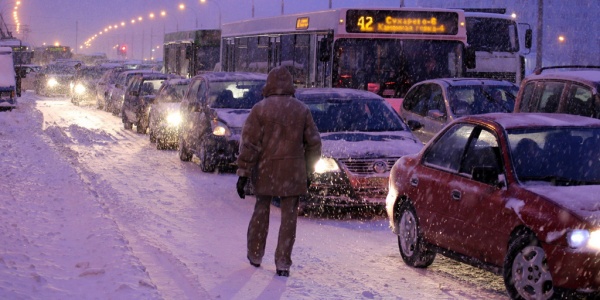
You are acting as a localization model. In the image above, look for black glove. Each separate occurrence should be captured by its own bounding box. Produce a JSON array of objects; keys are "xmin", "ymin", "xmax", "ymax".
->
[{"xmin": 237, "ymin": 177, "xmax": 248, "ymax": 199}]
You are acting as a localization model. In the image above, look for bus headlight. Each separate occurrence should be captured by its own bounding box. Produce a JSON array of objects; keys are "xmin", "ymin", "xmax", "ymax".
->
[
  {"xmin": 211, "ymin": 120, "xmax": 231, "ymax": 137},
  {"xmin": 314, "ymin": 157, "xmax": 340, "ymax": 174},
  {"xmin": 166, "ymin": 112, "xmax": 182, "ymax": 126},
  {"xmin": 567, "ymin": 229, "xmax": 600, "ymax": 250},
  {"xmin": 47, "ymin": 78, "xmax": 58, "ymax": 88}
]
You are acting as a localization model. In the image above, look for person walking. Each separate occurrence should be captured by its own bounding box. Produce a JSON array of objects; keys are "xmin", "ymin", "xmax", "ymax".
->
[{"xmin": 236, "ymin": 66, "xmax": 322, "ymax": 277}]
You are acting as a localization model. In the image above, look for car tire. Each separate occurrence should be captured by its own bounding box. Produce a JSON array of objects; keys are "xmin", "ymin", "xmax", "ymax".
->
[
  {"xmin": 149, "ymin": 129, "xmax": 157, "ymax": 143},
  {"xmin": 122, "ymin": 115, "xmax": 132, "ymax": 130},
  {"xmin": 503, "ymin": 231, "xmax": 554, "ymax": 300},
  {"xmin": 178, "ymin": 136, "xmax": 192, "ymax": 161},
  {"xmin": 136, "ymin": 122, "xmax": 147, "ymax": 134},
  {"xmin": 157, "ymin": 140, "xmax": 167, "ymax": 150},
  {"xmin": 199, "ymin": 136, "xmax": 217, "ymax": 173},
  {"xmin": 397, "ymin": 200, "xmax": 436, "ymax": 268}
]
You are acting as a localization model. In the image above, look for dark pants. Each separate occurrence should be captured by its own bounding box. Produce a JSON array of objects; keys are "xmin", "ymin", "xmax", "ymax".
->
[{"xmin": 247, "ymin": 195, "xmax": 299, "ymax": 270}]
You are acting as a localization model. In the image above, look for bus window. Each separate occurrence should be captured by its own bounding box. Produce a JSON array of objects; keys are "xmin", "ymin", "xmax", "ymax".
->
[{"xmin": 334, "ymin": 39, "xmax": 462, "ymax": 98}]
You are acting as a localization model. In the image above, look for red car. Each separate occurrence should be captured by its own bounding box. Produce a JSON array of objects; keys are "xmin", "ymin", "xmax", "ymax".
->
[{"xmin": 386, "ymin": 113, "xmax": 600, "ymax": 299}]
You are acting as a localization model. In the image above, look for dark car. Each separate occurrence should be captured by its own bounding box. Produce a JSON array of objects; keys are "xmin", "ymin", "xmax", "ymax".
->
[
  {"xmin": 386, "ymin": 112, "xmax": 600, "ymax": 299},
  {"xmin": 121, "ymin": 73, "xmax": 175, "ymax": 133},
  {"xmin": 96, "ymin": 66, "xmax": 125, "ymax": 110},
  {"xmin": 514, "ymin": 66, "xmax": 600, "ymax": 119},
  {"xmin": 34, "ymin": 64, "xmax": 76, "ymax": 97},
  {"xmin": 106, "ymin": 69, "xmax": 161, "ymax": 115},
  {"xmin": 295, "ymin": 88, "xmax": 422, "ymax": 213},
  {"xmin": 178, "ymin": 72, "xmax": 267, "ymax": 172},
  {"xmin": 70, "ymin": 66, "xmax": 114, "ymax": 106},
  {"xmin": 148, "ymin": 78, "xmax": 191, "ymax": 150},
  {"xmin": 400, "ymin": 78, "xmax": 518, "ymax": 143}
]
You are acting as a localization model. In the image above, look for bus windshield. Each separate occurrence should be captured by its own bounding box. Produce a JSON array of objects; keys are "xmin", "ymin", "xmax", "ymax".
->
[
  {"xmin": 466, "ymin": 17, "xmax": 518, "ymax": 52},
  {"xmin": 334, "ymin": 39, "xmax": 464, "ymax": 98}
]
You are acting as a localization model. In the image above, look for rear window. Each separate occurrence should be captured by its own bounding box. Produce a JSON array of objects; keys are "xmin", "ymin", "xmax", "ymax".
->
[{"xmin": 564, "ymin": 84, "xmax": 594, "ymax": 117}]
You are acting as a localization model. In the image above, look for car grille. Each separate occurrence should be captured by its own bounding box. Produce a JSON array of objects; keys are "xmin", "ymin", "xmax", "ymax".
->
[{"xmin": 337, "ymin": 157, "xmax": 400, "ymax": 175}]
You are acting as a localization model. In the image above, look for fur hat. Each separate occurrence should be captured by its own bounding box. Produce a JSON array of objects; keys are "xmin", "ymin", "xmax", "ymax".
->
[{"xmin": 262, "ymin": 66, "xmax": 295, "ymax": 97}]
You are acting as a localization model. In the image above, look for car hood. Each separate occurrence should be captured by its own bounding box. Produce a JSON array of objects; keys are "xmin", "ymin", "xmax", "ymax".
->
[
  {"xmin": 214, "ymin": 108, "xmax": 250, "ymax": 128},
  {"xmin": 523, "ymin": 185, "xmax": 600, "ymax": 225},
  {"xmin": 320, "ymin": 131, "xmax": 423, "ymax": 159}
]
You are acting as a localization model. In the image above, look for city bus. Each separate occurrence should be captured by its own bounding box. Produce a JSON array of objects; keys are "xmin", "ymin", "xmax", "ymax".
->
[
  {"xmin": 33, "ymin": 45, "xmax": 73, "ymax": 66},
  {"xmin": 163, "ymin": 29, "xmax": 221, "ymax": 78},
  {"xmin": 464, "ymin": 10, "xmax": 532, "ymax": 84},
  {"xmin": 220, "ymin": 8, "xmax": 475, "ymax": 111},
  {"xmin": 0, "ymin": 38, "xmax": 34, "ymax": 65}
]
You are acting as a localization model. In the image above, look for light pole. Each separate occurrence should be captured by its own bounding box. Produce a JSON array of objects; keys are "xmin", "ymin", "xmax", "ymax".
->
[
  {"xmin": 200, "ymin": 0, "xmax": 222, "ymax": 29},
  {"xmin": 179, "ymin": 3, "xmax": 199, "ymax": 29}
]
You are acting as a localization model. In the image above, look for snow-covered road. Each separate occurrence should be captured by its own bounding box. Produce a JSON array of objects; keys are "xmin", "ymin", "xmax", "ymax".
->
[{"xmin": 0, "ymin": 92, "xmax": 508, "ymax": 299}]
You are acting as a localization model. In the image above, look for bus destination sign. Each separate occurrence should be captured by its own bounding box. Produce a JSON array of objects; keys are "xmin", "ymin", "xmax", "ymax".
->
[
  {"xmin": 346, "ymin": 10, "xmax": 459, "ymax": 35},
  {"xmin": 296, "ymin": 17, "xmax": 309, "ymax": 30}
]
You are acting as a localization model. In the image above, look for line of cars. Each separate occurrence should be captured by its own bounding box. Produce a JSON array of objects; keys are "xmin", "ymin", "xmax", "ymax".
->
[{"xmin": 71, "ymin": 62, "xmax": 600, "ymax": 298}]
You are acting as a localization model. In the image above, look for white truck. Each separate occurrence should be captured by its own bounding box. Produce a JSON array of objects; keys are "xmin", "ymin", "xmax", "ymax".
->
[{"xmin": 0, "ymin": 46, "xmax": 16, "ymax": 111}]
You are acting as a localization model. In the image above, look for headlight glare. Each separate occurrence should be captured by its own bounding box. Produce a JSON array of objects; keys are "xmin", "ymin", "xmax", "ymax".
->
[
  {"xmin": 567, "ymin": 229, "xmax": 589, "ymax": 248},
  {"xmin": 166, "ymin": 112, "xmax": 182, "ymax": 126},
  {"xmin": 588, "ymin": 230, "xmax": 600, "ymax": 249},
  {"xmin": 47, "ymin": 78, "xmax": 58, "ymax": 87},
  {"xmin": 74, "ymin": 84, "xmax": 86, "ymax": 95},
  {"xmin": 314, "ymin": 157, "xmax": 340, "ymax": 174},
  {"xmin": 212, "ymin": 120, "xmax": 231, "ymax": 136}
]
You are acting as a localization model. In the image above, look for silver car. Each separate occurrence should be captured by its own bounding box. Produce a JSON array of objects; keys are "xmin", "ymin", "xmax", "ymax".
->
[{"xmin": 400, "ymin": 78, "xmax": 518, "ymax": 143}]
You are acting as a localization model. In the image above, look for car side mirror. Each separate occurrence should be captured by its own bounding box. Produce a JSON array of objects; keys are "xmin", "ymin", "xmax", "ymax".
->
[
  {"xmin": 525, "ymin": 29, "xmax": 533, "ymax": 50},
  {"xmin": 472, "ymin": 166, "xmax": 501, "ymax": 186},
  {"xmin": 406, "ymin": 119, "xmax": 423, "ymax": 131}
]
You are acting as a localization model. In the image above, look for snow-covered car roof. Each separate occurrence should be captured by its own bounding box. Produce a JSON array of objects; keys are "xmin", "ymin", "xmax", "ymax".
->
[
  {"xmin": 194, "ymin": 72, "xmax": 267, "ymax": 82},
  {"xmin": 460, "ymin": 112, "xmax": 600, "ymax": 130},
  {"xmin": 415, "ymin": 77, "xmax": 517, "ymax": 88},
  {"xmin": 525, "ymin": 69, "xmax": 600, "ymax": 88},
  {"xmin": 295, "ymin": 87, "xmax": 381, "ymax": 100},
  {"xmin": 162, "ymin": 78, "xmax": 190, "ymax": 85}
]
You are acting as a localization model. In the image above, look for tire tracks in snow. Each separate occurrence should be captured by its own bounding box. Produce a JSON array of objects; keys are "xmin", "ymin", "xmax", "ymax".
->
[{"xmin": 37, "ymin": 98, "xmax": 214, "ymax": 299}]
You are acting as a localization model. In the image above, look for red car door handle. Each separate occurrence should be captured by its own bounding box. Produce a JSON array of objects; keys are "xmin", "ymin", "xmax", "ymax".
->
[
  {"xmin": 451, "ymin": 190, "xmax": 461, "ymax": 201},
  {"xmin": 410, "ymin": 177, "xmax": 418, "ymax": 187}
]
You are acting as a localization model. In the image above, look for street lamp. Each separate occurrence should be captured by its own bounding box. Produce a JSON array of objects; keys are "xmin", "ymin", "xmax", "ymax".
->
[
  {"xmin": 179, "ymin": 3, "xmax": 199, "ymax": 28},
  {"xmin": 200, "ymin": 0, "xmax": 222, "ymax": 29}
]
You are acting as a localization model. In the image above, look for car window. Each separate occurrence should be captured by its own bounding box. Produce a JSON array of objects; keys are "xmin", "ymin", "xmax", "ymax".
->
[
  {"xmin": 508, "ymin": 128, "xmax": 600, "ymax": 184},
  {"xmin": 428, "ymin": 84, "xmax": 446, "ymax": 118},
  {"xmin": 159, "ymin": 83, "xmax": 189, "ymax": 103},
  {"xmin": 564, "ymin": 84, "xmax": 594, "ymax": 117},
  {"xmin": 207, "ymin": 80, "xmax": 265, "ymax": 109},
  {"xmin": 186, "ymin": 79, "xmax": 201, "ymax": 102},
  {"xmin": 196, "ymin": 80, "xmax": 207, "ymax": 103},
  {"xmin": 306, "ymin": 99, "xmax": 406, "ymax": 132},
  {"xmin": 459, "ymin": 129, "xmax": 501, "ymax": 178},
  {"xmin": 518, "ymin": 81, "xmax": 537, "ymax": 112},
  {"xmin": 537, "ymin": 81, "xmax": 564, "ymax": 113},
  {"xmin": 141, "ymin": 79, "xmax": 164, "ymax": 95},
  {"xmin": 402, "ymin": 84, "xmax": 431, "ymax": 116},
  {"xmin": 423, "ymin": 124, "xmax": 475, "ymax": 172}
]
